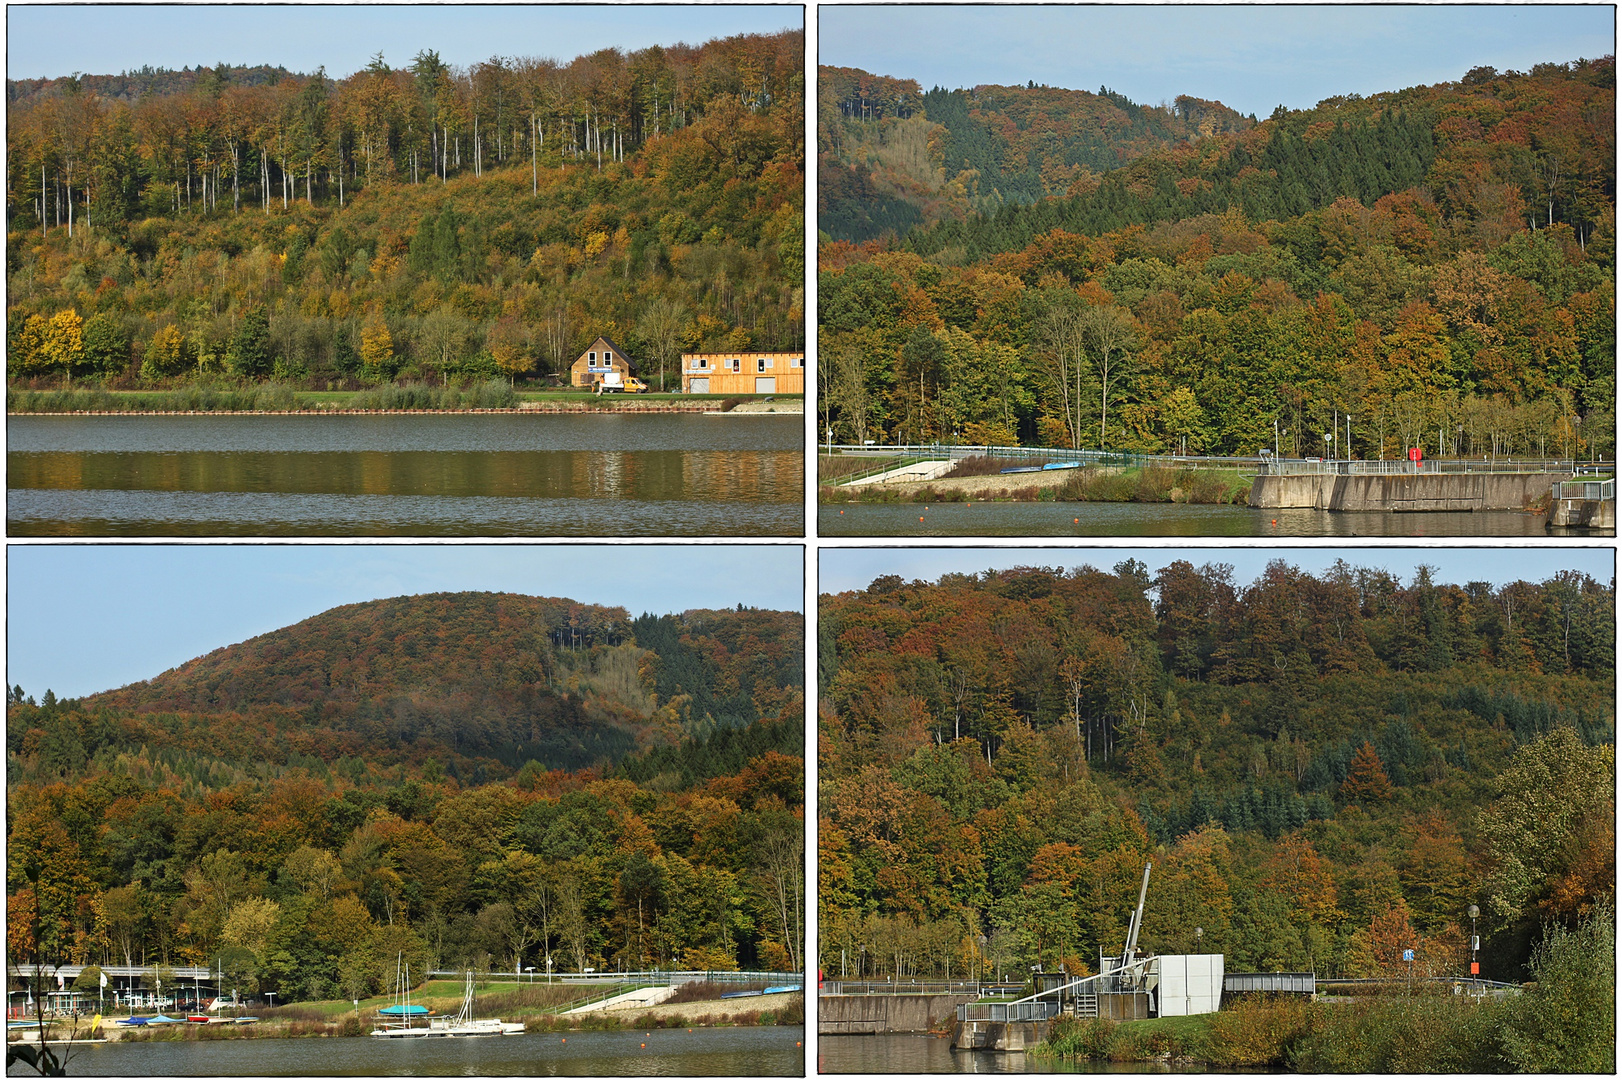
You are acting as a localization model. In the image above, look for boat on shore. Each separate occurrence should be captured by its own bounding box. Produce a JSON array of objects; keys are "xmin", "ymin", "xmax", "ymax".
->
[
  {"xmin": 370, "ymin": 959, "xmax": 435, "ymax": 1039},
  {"xmin": 428, "ymin": 973, "xmax": 525, "ymax": 1037}
]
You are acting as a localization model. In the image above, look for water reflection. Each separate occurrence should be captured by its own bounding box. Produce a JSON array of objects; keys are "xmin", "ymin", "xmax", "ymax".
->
[
  {"xmin": 818, "ymin": 1033, "xmax": 1213, "ymax": 1074},
  {"xmin": 8, "ymin": 489, "xmax": 802, "ymax": 537},
  {"xmin": 819, "ymin": 502, "xmax": 1551, "ymax": 538},
  {"xmin": 41, "ymin": 1025, "xmax": 803, "ymax": 1076},
  {"xmin": 8, "ymin": 414, "xmax": 804, "ymax": 536}
]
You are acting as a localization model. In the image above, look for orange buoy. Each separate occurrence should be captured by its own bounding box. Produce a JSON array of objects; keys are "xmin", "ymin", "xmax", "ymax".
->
[
  {"xmin": 919, "ymin": 516, "xmax": 924, "ymax": 521},
  {"xmin": 1074, "ymin": 518, "xmax": 1079, "ymax": 523}
]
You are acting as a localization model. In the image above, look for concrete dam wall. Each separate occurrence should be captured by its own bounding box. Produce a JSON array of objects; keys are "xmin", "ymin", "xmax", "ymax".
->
[
  {"xmin": 818, "ymin": 994, "xmax": 976, "ymax": 1035},
  {"xmin": 1249, "ymin": 472, "xmax": 1567, "ymax": 512}
]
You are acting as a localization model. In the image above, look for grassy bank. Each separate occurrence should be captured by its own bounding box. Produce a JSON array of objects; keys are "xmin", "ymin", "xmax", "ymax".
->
[
  {"xmin": 819, "ymin": 464, "xmax": 1251, "ymax": 505},
  {"xmin": 1056, "ymin": 464, "xmax": 1251, "ymax": 504},
  {"xmin": 1036, "ymin": 911, "xmax": 1612, "ymax": 1073},
  {"xmin": 8, "ymin": 383, "xmax": 800, "ymax": 413},
  {"xmin": 102, "ymin": 979, "xmax": 802, "ymax": 1043}
]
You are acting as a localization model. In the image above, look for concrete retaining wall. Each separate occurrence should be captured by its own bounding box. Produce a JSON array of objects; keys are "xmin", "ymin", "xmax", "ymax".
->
[
  {"xmin": 1550, "ymin": 497, "xmax": 1616, "ymax": 529},
  {"xmin": 952, "ymin": 1018, "xmax": 1051, "ymax": 1051},
  {"xmin": 818, "ymin": 994, "xmax": 975, "ymax": 1035},
  {"xmin": 1250, "ymin": 472, "xmax": 1567, "ymax": 512}
]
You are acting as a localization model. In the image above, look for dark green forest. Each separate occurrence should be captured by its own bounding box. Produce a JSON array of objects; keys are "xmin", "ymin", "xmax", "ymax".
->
[{"xmin": 820, "ymin": 559, "xmax": 1614, "ymax": 986}]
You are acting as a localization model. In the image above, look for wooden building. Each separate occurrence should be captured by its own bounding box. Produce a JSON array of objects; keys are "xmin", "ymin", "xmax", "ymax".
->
[
  {"xmin": 569, "ymin": 336, "xmax": 636, "ymax": 388},
  {"xmin": 681, "ymin": 352, "xmax": 804, "ymax": 395}
]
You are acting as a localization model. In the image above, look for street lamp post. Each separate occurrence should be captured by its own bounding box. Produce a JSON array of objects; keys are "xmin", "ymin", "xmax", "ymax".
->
[{"xmin": 1468, "ymin": 904, "xmax": 1480, "ymax": 994}]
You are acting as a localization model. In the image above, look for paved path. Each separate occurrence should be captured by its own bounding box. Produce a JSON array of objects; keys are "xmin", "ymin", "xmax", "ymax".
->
[
  {"xmin": 845, "ymin": 460, "xmax": 957, "ymax": 487},
  {"xmin": 565, "ymin": 986, "xmax": 677, "ymax": 1014}
]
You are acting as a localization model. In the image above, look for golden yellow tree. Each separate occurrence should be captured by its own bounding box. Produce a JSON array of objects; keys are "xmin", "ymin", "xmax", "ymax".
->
[
  {"xmin": 141, "ymin": 324, "xmax": 191, "ymax": 380},
  {"xmin": 9, "ymin": 313, "xmax": 48, "ymax": 378},
  {"xmin": 40, "ymin": 309, "xmax": 85, "ymax": 382},
  {"xmin": 360, "ymin": 311, "xmax": 394, "ymax": 378},
  {"xmin": 485, "ymin": 316, "xmax": 533, "ymax": 384}
]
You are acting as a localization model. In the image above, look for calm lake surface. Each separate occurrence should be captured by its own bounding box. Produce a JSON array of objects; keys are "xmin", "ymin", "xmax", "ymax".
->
[
  {"xmin": 819, "ymin": 502, "xmax": 1551, "ymax": 537},
  {"xmin": 8, "ymin": 414, "xmax": 803, "ymax": 536},
  {"xmin": 818, "ymin": 1034, "xmax": 1221, "ymax": 1074},
  {"xmin": 22, "ymin": 1026, "xmax": 803, "ymax": 1076}
]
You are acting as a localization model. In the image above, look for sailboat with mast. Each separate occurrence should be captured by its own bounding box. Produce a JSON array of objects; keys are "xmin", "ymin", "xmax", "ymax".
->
[
  {"xmin": 370, "ymin": 956, "xmax": 433, "ymax": 1038},
  {"xmin": 430, "ymin": 972, "xmax": 526, "ymax": 1037}
]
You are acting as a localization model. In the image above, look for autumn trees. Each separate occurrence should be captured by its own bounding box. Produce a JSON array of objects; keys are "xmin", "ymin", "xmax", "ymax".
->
[
  {"xmin": 820, "ymin": 561, "xmax": 1614, "ymax": 983},
  {"xmin": 818, "ymin": 58, "xmax": 1614, "ymax": 458},
  {"xmin": 5, "ymin": 597, "xmax": 806, "ymax": 998},
  {"xmin": 7, "ymin": 31, "xmax": 805, "ymax": 388}
]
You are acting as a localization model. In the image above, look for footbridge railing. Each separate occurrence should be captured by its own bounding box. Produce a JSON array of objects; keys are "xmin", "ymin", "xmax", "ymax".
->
[
  {"xmin": 1555, "ymin": 477, "xmax": 1616, "ymax": 501},
  {"xmin": 956, "ymin": 957, "xmax": 1156, "ymax": 1023}
]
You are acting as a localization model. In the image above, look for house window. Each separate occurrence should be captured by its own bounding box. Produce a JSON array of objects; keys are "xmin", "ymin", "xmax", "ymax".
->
[
  {"xmin": 730, "ymin": 358, "xmax": 741, "ymax": 372},
  {"xmin": 696, "ymin": 357, "xmax": 709, "ymax": 370},
  {"xmin": 757, "ymin": 357, "xmax": 769, "ymax": 372},
  {"xmin": 791, "ymin": 356, "xmax": 803, "ymax": 368}
]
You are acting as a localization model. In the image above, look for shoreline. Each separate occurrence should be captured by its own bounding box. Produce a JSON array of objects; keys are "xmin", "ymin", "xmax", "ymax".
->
[
  {"xmin": 70, "ymin": 995, "xmax": 804, "ymax": 1043},
  {"xmin": 9, "ymin": 401, "xmax": 804, "ymax": 417}
]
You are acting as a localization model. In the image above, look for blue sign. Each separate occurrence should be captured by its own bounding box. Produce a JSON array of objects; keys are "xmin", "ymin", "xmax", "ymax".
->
[{"xmin": 1402, "ymin": 949, "xmax": 1415, "ymax": 962}]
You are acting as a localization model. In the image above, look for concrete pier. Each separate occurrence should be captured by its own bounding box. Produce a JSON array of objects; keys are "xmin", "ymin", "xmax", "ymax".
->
[
  {"xmin": 951, "ymin": 1018, "xmax": 1050, "ymax": 1051},
  {"xmin": 1549, "ymin": 498, "xmax": 1615, "ymax": 529}
]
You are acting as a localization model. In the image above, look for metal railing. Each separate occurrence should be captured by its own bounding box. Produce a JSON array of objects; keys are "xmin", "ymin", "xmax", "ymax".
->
[
  {"xmin": 821, "ymin": 444, "xmax": 1255, "ymax": 476},
  {"xmin": 821, "ymin": 444, "xmax": 1613, "ymax": 481},
  {"xmin": 819, "ymin": 979, "xmax": 980, "ymax": 996},
  {"xmin": 1315, "ymin": 975, "xmax": 1521, "ymax": 993},
  {"xmin": 429, "ymin": 969, "xmax": 801, "ymax": 988},
  {"xmin": 1555, "ymin": 478, "xmax": 1616, "ymax": 501},
  {"xmin": 1258, "ymin": 457, "xmax": 1600, "ymax": 477},
  {"xmin": 956, "ymin": 1000, "xmax": 1061, "ymax": 1023}
]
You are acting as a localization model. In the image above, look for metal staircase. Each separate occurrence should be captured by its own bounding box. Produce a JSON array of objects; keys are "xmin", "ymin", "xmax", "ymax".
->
[{"xmin": 1071, "ymin": 993, "xmax": 1097, "ymax": 1018}]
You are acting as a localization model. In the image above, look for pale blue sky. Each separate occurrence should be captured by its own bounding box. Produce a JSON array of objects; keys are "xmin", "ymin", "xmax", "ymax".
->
[
  {"xmin": 819, "ymin": 545, "xmax": 1615, "ymax": 596},
  {"xmin": 7, "ymin": 4, "xmax": 802, "ymax": 82},
  {"xmin": 8, "ymin": 544, "xmax": 804, "ymax": 700},
  {"xmin": 820, "ymin": 5, "xmax": 1616, "ymax": 117}
]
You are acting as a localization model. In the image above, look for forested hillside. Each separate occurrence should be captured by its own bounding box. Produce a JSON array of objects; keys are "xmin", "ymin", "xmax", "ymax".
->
[
  {"xmin": 819, "ymin": 65, "xmax": 1253, "ymax": 242},
  {"xmin": 21, "ymin": 591, "xmax": 802, "ymax": 779},
  {"xmin": 6, "ymin": 593, "xmax": 805, "ymax": 1000},
  {"xmin": 819, "ymin": 58, "xmax": 1614, "ymax": 459},
  {"xmin": 819, "ymin": 561, "xmax": 1614, "ymax": 984},
  {"xmin": 6, "ymin": 31, "xmax": 803, "ymax": 388}
]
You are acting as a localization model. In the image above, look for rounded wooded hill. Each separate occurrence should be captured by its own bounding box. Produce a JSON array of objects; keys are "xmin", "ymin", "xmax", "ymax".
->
[{"xmin": 92, "ymin": 592, "xmax": 802, "ymax": 774}]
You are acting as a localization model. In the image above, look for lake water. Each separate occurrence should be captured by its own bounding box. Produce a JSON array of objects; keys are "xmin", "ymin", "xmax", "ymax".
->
[
  {"xmin": 817, "ymin": 1033, "xmax": 1216, "ymax": 1074},
  {"xmin": 7, "ymin": 414, "xmax": 803, "ymax": 536},
  {"xmin": 819, "ymin": 502, "xmax": 1552, "ymax": 538},
  {"xmin": 22, "ymin": 1025, "xmax": 803, "ymax": 1076}
]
